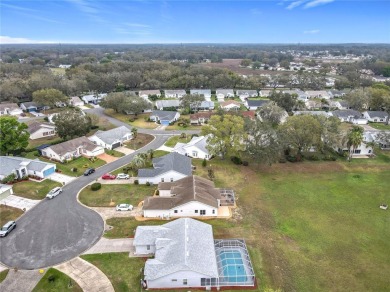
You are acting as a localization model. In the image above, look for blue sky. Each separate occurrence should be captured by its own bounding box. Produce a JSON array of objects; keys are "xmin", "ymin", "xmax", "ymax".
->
[{"xmin": 1, "ymin": 0, "xmax": 389, "ymax": 44}]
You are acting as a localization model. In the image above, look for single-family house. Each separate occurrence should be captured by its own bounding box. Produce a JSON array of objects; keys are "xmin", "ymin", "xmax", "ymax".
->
[
  {"xmin": 0, "ymin": 103, "xmax": 23, "ymax": 116},
  {"xmin": 173, "ymin": 136, "xmax": 211, "ymax": 160},
  {"xmin": 190, "ymin": 89, "xmax": 212, "ymax": 101},
  {"xmin": 245, "ymin": 99, "xmax": 270, "ymax": 111},
  {"xmin": 216, "ymin": 89, "xmax": 234, "ymax": 101},
  {"xmin": 236, "ymin": 90, "xmax": 258, "ymax": 100},
  {"xmin": 88, "ymin": 126, "xmax": 133, "ymax": 150},
  {"xmin": 28, "ymin": 122, "xmax": 56, "ymax": 140},
  {"xmin": 190, "ymin": 112, "xmax": 213, "ymax": 125},
  {"xmin": 336, "ymin": 132, "xmax": 374, "ymax": 157},
  {"xmin": 142, "ymin": 175, "xmax": 234, "ymax": 218},
  {"xmin": 20, "ymin": 102, "xmax": 48, "ymax": 112},
  {"xmin": 150, "ymin": 111, "xmax": 180, "ymax": 126},
  {"xmin": 331, "ymin": 110, "xmax": 367, "ymax": 124},
  {"xmin": 305, "ymin": 90, "xmax": 331, "ymax": 100},
  {"xmin": 190, "ymin": 101, "xmax": 214, "ymax": 111},
  {"xmin": 370, "ymin": 131, "xmax": 390, "ymax": 150},
  {"xmin": 0, "ymin": 156, "xmax": 56, "ymax": 180},
  {"xmin": 362, "ymin": 111, "xmax": 389, "ymax": 123},
  {"xmin": 138, "ymin": 152, "xmax": 192, "ymax": 184},
  {"xmin": 41, "ymin": 136, "xmax": 104, "ymax": 162},
  {"xmin": 139, "ymin": 90, "xmax": 161, "ymax": 100},
  {"xmin": 283, "ymin": 89, "xmax": 309, "ymax": 101},
  {"xmin": 220, "ymin": 100, "xmax": 241, "ymax": 111},
  {"xmin": 164, "ymin": 90, "xmax": 186, "ymax": 99},
  {"xmin": 328, "ymin": 90, "xmax": 346, "ymax": 98},
  {"xmin": 81, "ymin": 93, "xmax": 107, "ymax": 104},
  {"xmin": 0, "ymin": 184, "xmax": 14, "ymax": 201},
  {"xmin": 69, "ymin": 96, "xmax": 84, "ymax": 107},
  {"xmin": 155, "ymin": 100, "xmax": 181, "ymax": 111},
  {"xmin": 133, "ymin": 218, "xmax": 255, "ymax": 289},
  {"xmin": 260, "ymin": 90, "xmax": 273, "ymax": 97},
  {"xmin": 305, "ymin": 100, "xmax": 323, "ymax": 110}
]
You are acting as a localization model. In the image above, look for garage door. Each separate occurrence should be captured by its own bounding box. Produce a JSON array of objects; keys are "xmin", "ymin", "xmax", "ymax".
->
[
  {"xmin": 161, "ymin": 120, "xmax": 170, "ymax": 126},
  {"xmin": 111, "ymin": 142, "xmax": 121, "ymax": 149},
  {"xmin": 43, "ymin": 167, "xmax": 56, "ymax": 177}
]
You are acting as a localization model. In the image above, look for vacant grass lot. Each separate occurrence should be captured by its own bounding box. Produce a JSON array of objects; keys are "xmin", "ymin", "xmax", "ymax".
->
[
  {"xmin": 79, "ymin": 184, "xmax": 155, "ymax": 207},
  {"xmin": 104, "ymin": 109, "xmax": 157, "ymax": 129},
  {"xmin": 38, "ymin": 156, "xmax": 106, "ymax": 176},
  {"xmin": 0, "ymin": 205, "xmax": 24, "ymax": 226},
  {"xmin": 12, "ymin": 180, "xmax": 61, "ymax": 200},
  {"xmin": 0, "ymin": 269, "xmax": 9, "ymax": 283},
  {"xmin": 164, "ymin": 135, "xmax": 191, "ymax": 147},
  {"xmin": 89, "ymin": 152, "xmax": 390, "ymax": 292},
  {"xmin": 124, "ymin": 133, "xmax": 154, "ymax": 150},
  {"xmin": 32, "ymin": 268, "xmax": 82, "ymax": 292}
]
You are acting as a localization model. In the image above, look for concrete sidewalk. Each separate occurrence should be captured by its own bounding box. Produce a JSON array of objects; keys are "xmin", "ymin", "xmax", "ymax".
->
[
  {"xmin": 83, "ymin": 238, "xmax": 134, "ymax": 254},
  {"xmin": 0, "ymin": 269, "xmax": 45, "ymax": 292},
  {"xmin": 156, "ymin": 145, "xmax": 174, "ymax": 152},
  {"xmin": 55, "ymin": 257, "xmax": 114, "ymax": 292},
  {"xmin": 0, "ymin": 195, "xmax": 40, "ymax": 211}
]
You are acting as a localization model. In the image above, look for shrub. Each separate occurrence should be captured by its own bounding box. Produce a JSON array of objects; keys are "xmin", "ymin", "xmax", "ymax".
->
[
  {"xmin": 90, "ymin": 125, "xmax": 99, "ymax": 129},
  {"xmin": 323, "ymin": 155, "xmax": 337, "ymax": 161},
  {"xmin": 146, "ymin": 182, "xmax": 151, "ymax": 186},
  {"xmin": 191, "ymin": 134, "xmax": 199, "ymax": 138},
  {"xmin": 202, "ymin": 159, "xmax": 207, "ymax": 167},
  {"xmin": 230, "ymin": 156, "xmax": 242, "ymax": 165},
  {"xmin": 305, "ymin": 154, "xmax": 320, "ymax": 161},
  {"xmin": 279, "ymin": 157, "xmax": 287, "ymax": 163},
  {"xmin": 129, "ymin": 118, "xmax": 135, "ymax": 122},
  {"xmin": 1, "ymin": 173, "xmax": 16, "ymax": 184},
  {"xmin": 286, "ymin": 155, "xmax": 297, "ymax": 162},
  {"xmin": 90, "ymin": 183, "xmax": 101, "ymax": 191},
  {"xmin": 242, "ymin": 161, "xmax": 249, "ymax": 166},
  {"xmin": 72, "ymin": 167, "xmax": 78, "ymax": 172},
  {"xmin": 134, "ymin": 179, "xmax": 139, "ymax": 185}
]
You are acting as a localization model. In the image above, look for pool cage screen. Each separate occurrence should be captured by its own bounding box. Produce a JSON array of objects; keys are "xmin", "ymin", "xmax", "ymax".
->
[{"xmin": 214, "ymin": 239, "xmax": 256, "ymax": 287}]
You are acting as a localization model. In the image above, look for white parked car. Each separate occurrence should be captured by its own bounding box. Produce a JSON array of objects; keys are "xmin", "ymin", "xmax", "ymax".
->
[
  {"xmin": 116, "ymin": 173, "xmax": 130, "ymax": 180},
  {"xmin": 46, "ymin": 187, "xmax": 63, "ymax": 199},
  {"xmin": 116, "ymin": 204, "xmax": 133, "ymax": 211}
]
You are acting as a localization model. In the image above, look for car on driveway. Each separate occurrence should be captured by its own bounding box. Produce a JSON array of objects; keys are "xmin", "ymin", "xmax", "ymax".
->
[
  {"xmin": 116, "ymin": 173, "xmax": 130, "ymax": 180},
  {"xmin": 0, "ymin": 221, "xmax": 16, "ymax": 237},
  {"xmin": 116, "ymin": 204, "xmax": 133, "ymax": 211},
  {"xmin": 102, "ymin": 173, "xmax": 116, "ymax": 180},
  {"xmin": 46, "ymin": 187, "xmax": 63, "ymax": 199},
  {"xmin": 84, "ymin": 168, "xmax": 95, "ymax": 176}
]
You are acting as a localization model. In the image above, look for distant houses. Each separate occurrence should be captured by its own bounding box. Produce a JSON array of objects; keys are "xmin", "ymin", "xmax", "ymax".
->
[
  {"xmin": 164, "ymin": 90, "xmax": 186, "ymax": 99},
  {"xmin": 150, "ymin": 111, "xmax": 180, "ymax": 126},
  {"xmin": 220, "ymin": 100, "xmax": 241, "ymax": 111},
  {"xmin": 139, "ymin": 90, "xmax": 161, "ymax": 100},
  {"xmin": 362, "ymin": 111, "xmax": 389, "ymax": 123},
  {"xmin": 81, "ymin": 93, "xmax": 107, "ymax": 104},
  {"xmin": 155, "ymin": 100, "xmax": 180, "ymax": 111},
  {"xmin": 0, "ymin": 103, "xmax": 23, "ymax": 116},
  {"xmin": 190, "ymin": 89, "xmax": 212, "ymax": 101}
]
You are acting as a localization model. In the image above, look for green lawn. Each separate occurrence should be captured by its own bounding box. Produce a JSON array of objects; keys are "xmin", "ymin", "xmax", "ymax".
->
[
  {"xmin": 0, "ymin": 269, "xmax": 9, "ymax": 283},
  {"xmin": 28, "ymin": 136, "xmax": 62, "ymax": 149},
  {"xmin": 104, "ymin": 109, "xmax": 158, "ymax": 129},
  {"xmin": 79, "ymin": 184, "xmax": 155, "ymax": 207},
  {"xmin": 38, "ymin": 156, "xmax": 106, "ymax": 177},
  {"xmin": 32, "ymin": 268, "xmax": 82, "ymax": 292},
  {"xmin": 0, "ymin": 205, "xmax": 24, "ymax": 226},
  {"xmin": 368, "ymin": 122, "xmax": 390, "ymax": 130},
  {"xmin": 105, "ymin": 149, "xmax": 125, "ymax": 157},
  {"xmin": 12, "ymin": 180, "xmax": 61, "ymax": 200},
  {"xmin": 81, "ymin": 253, "xmax": 144, "ymax": 292},
  {"xmin": 124, "ymin": 133, "xmax": 154, "ymax": 150},
  {"xmin": 164, "ymin": 135, "xmax": 191, "ymax": 147},
  {"xmin": 153, "ymin": 150, "xmax": 170, "ymax": 158}
]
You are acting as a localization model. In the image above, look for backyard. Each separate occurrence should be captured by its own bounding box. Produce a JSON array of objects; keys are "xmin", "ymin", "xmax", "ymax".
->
[
  {"xmin": 96, "ymin": 152, "xmax": 390, "ymax": 292},
  {"xmin": 104, "ymin": 109, "xmax": 157, "ymax": 129},
  {"xmin": 12, "ymin": 179, "xmax": 61, "ymax": 200},
  {"xmin": 0, "ymin": 205, "xmax": 24, "ymax": 226},
  {"xmin": 79, "ymin": 184, "xmax": 154, "ymax": 207}
]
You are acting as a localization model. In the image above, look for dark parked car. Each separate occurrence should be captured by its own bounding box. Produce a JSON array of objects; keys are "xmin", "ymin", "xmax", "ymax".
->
[
  {"xmin": 0, "ymin": 221, "xmax": 16, "ymax": 237},
  {"xmin": 84, "ymin": 168, "xmax": 95, "ymax": 176}
]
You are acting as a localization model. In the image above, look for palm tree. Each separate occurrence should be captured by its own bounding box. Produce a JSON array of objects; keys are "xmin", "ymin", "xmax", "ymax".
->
[
  {"xmin": 131, "ymin": 154, "xmax": 146, "ymax": 169},
  {"xmin": 131, "ymin": 127, "xmax": 138, "ymax": 138},
  {"xmin": 147, "ymin": 149, "xmax": 154, "ymax": 160},
  {"xmin": 346, "ymin": 125, "xmax": 364, "ymax": 161}
]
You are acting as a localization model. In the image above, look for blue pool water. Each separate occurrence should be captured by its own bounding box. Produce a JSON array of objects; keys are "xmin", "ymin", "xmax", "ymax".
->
[{"xmin": 219, "ymin": 251, "xmax": 247, "ymax": 283}]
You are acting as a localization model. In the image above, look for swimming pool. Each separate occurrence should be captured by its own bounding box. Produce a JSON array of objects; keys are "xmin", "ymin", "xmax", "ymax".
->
[{"xmin": 219, "ymin": 250, "xmax": 247, "ymax": 283}]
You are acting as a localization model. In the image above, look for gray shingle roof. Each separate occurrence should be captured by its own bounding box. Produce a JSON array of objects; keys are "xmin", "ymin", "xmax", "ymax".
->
[
  {"xmin": 155, "ymin": 100, "xmax": 180, "ymax": 109},
  {"xmin": 173, "ymin": 136, "xmax": 209, "ymax": 156},
  {"xmin": 93, "ymin": 126, "xmax": 132, "ymax": 145},
  {"xmin": 216, "ymin": 89, "xmax": 234, "ymax": 96},
  {"xmin": 191, "ymin": 101, "xmax": 214, "ymax": 109},
  {"xmin": 138, "ymin": 152, "xmax": 191, "ymax": 178},
  {"xmin": 135, "ymin": 218, "xmax": 219, "ymax": 281},
  {"xmin": 246, "ymin": 99, "xmax": 270, "ymax": 108},
  {"xmin": 365, "ymin": 111, "xmax": 389, "ymax": 119},
  {"xmin": 190, "ymin": 89, "xmax": 211, "ymax": 96},
  {"xmin": 27, "ymin": 122, "xmax": 55, "ymax": 134},
  {"xmin": 236, "ymin": 90, "xmax": 258, "ymax": 96},
  {"xmin": 0, "ymin": 156, "xmax": 55, "ymax": 177},
  {"xmin": 0, "ymin": 103, "xmax": 20, "ymax": 112},
  {"xmin": 151, "ymin": 110, "xmax": 178, "ymax": 122},
  {"xmin": 331, "ymin": 110, "xmax": 361, "ymax": 119}
]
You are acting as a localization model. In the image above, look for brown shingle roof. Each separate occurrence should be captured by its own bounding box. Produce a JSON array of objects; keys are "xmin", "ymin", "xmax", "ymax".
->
[
  {"xmin": 190, "ymin": 112, "xmax": 214, "ymax": 120},
  {"xmin": 143, "ymin": 176, "xmax": 222, "ymax": 210},
  {"xmin": 220, "ymin": 100, "xmax": 241, "ymax": 107},
  {"xmin": 48, "ymin": 136, "xmax": 99, "ymax": 156},
  {"xmin": 27, "ymin": 122, "xmax": 55, "ymax": 134}
]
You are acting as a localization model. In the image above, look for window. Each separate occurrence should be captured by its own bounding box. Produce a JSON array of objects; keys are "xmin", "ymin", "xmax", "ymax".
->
[
  {"xmin": 192, "ymin": 151, "xmax": 198, "ymax": 157},
  {"xmin": 368, "ymin": 150, "xmax": 372, "ymax": 153},
  {"xmin": 200, "ymin": 210, "xmax": 206, "ymax": 215},
  {"xmin": 174, "ymin": 210, "xmax": 178, "ymax": 213},
  {"xmin": 183, "ymin": 279, "xmax": 188, "ymax": 285},
  {"xmin": 354, "ymin": 149, "xmax": 361, "ymax": 154},
  {"xmin": 146, "ymin": 245, "xmax": 150, "ymax": 250},
  {"xmin": 171, "ymin": 279, "xmax": 177, "ymax": 282},
  {"xmin": 170, "ymin": 178, "xmax": 173, "ymax": 182},
  {"xmin": 161, "ymin": 178, "xmax": 164, "ymax": 182},
  {"xmin": 195, "ymin": 210, "xmax": 198, "ymax": 213},
  {"xmin": 212, "ymin": 210, "xmax": 215, "ymax": 214}
]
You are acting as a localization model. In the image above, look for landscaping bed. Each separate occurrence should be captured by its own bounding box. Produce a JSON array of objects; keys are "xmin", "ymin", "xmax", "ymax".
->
[
  {"xmin": 124, "ymin": 133, "xmax": 154, "ymax": 150},
  {"xmin": 12, "ymin": 180, "xmax": 61, "ymax": 200},
  {"xmin": 32, "ymin": 268, "xmax": 82, "ymax": 292}
]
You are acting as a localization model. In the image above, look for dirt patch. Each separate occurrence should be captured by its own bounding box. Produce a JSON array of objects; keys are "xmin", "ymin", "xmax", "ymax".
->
[
  {"xmin": 125, "ymin": 133, "xmax": 154, "ymax": 150},
  {"xmin": 97, "ymin": 153, "xmax": 118, "ymax": 163}
]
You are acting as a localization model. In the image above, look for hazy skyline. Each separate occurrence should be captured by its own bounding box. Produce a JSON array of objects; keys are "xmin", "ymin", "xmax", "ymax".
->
[{"xmin": 1, "ymin": 0, "xmax": 389, "ymax": 44}]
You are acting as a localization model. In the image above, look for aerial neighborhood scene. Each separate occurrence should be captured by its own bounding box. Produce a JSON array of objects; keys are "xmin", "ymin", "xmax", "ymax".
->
[{"xmin": 0, "ymin": 0, "xmax": 390, "ymax": 291}]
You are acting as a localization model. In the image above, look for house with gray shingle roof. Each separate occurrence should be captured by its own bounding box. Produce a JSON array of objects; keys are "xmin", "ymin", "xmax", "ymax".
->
[
  {"xmin": 139, "ymin": 90, "xmax": 161, "ymax": 99},
  {"xmin": 150, "ymin": 110, "xmax": 180, "ymax": 126},
  {"xmin": 216, "ymin": 89, "xmax": 234, "ymax": 101},
  {"xmin": 0, "ymin": 156, "xmax": 56, "ymax": 180},
  {"xmin": 245, "ymin": 99, "xmax": 270, "ymax": 110},
  {"xmin": 190, "ymin": 89, "xmax": 212, "ymax": 101},
  {"xmin": 190, "ymin": 101, "xmax": 214, "ymax": 111},
  {"xmin": 28, "ymin": 122, "xmax": 56, "ymax": 140},
  {"xmin": 164, "ymin": 90, "xmax": 186, "ymax": 99},
  {"xmin": 138, "ymin": 152, "xmax": 191, "ymax": 184},
  {"xmin": 155, "ymin": 100, "xmax": 181, "ymax": 110},
  {"xmin": 331, "ymin": 110, "xmax": 367, "ymax": 124},
  {"xmin": 173, "ymin": 136, "xmax": 211, "ymax": 160},
  {"xmin": 362, "ymin": 111, "xmax": 389, "ymax": 123},
  {"xmin": 0, "ymin": 103, "xmax": 23, "ymax": 116},
  {"xmin": 88, "ymin": 126, "xmax": 132, "ymax": 150}
]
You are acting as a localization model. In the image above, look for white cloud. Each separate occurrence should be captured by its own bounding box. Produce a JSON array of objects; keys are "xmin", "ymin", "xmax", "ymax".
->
[
  {"xmin": 286, "ymin": 0, "xmax": 306, "ymax": 10},
  {"xmin": 304, "ymin": 0, "xmax": 335, "ymax": 9},
  {"xmin": 304, "ymin": 29, "xmax": 320, "ymax": 34},
  {"xmin": 0, "ymin": 36, "xmax": 56, "ymax": 44}
]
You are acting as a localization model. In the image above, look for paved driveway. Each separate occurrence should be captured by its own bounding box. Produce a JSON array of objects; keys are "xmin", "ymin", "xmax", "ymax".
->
[
  {"xmin": 48, "ymin": 173, "xmax": 76, "ymax": 185},
  {"xmin": 115, "ymin": 146, "xmax": 134, "ymax": 155},
  {"xmin": 83, "ymin": 238, "xmax": 134, "ymax": 254},
  {"xmin": 0, "ymin": 195, "xmax": 40, "ymax": 211}
]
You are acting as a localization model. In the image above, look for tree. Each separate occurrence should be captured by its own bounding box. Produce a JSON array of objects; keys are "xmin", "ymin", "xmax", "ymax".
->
[
  {"xmin": 279, "ymin": 115, "xmax": 322, "ymax": 157},
  {"xmin": 131, "ymin": 154, "xmax": 146, "ymax": 169},
  {"xmin": 313, "ymin": 115, "xmax": 341, "ymax": 151},
  {"xmin": 246, "ymin": 121, "xmax": 282, "ymax": 166},
  {"xmin": 180, "ymin": 94, "xmax": 205, "ymax": 114},
  {"xmin": 54, "ymin": 109, "xmax": 91, "ymax": 140},
  {"xmin": 131, "ymin": 127, "xmax": 138, "ymax": 138},
  {"xmin": 269, "ymin": 91, "xmax": 298, "ymax": 113},
  {"xmin": 32, "ymin": 88, "xmax": 68, "ymax": 108},
  {"xmin": 240, "ymin": 59, "xmax": 251, "ymax": 67},
  {"xmin": 0, "ymin": 117, "xmax": 30, "ymax": 155},
  {"xmin": 257, "ymin": 102, "xmax": 287, "ymax": 125},
  {"xmin": 201, "ymin": 115, "xmax": 246, "ymax": 159},
  {"xmin": 344, "ymin": 89, "xmax": 369, "ymax": 111},
  {"xmin": 346, "ymin": 125, "xmax": 364, "ymax": 161},
  {"xmin": 101, "ymin": 92, "xmax": 151, "ymax": 115}
]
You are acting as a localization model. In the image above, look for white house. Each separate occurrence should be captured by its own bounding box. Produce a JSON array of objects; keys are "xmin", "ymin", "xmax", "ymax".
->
[
  {"xmin": 0, "ymin": 103, "xmax": 23, "ymax": 116},
  {"xmin": 336, "ymin": 132, "xmax": 374, "ymax": 157},
  {"xmin": 142, "ymin": 176, "xmax": 232, "ymax": 218},
  {"xmin": 190, "ymin": 89, "xmax": 212, "ymax": 101},
  {"xmin": 81, "ymin": 93, "xmax": 107, "ymax": 104},
  {"xmin": 236, "ymin": 90, "xmax": 258, "ymax": 101},
  {"xmin": 245, "ymin": 99, "xmax": 270, "ymax": 111},
  {"xmin": 69, "ymin": 96, "xmax": 84, "ymax": 107},
  {"xmin": 139, "ymin": 90, "xmax": 161, "ymax": 100},
  {"xmin": 331, "ymin": 110, "xmax": 367, "ymax": 124},
  {"xmin": 0, "ymin": 156, "xmax": 56, "ymax": 180},
  {"xmin": 133, "ymin": 218, "xmax": 255, "ymax": 289},
  {"xmin": 42, "ymin": 136, "xmax": 104, "ymax": 162},
  {"xmin": 138, "ymin": 152, "xmax": 192, "ymax": 184},
  {"xmin": 150, "ymin": 111, "xmax": 180, "ymax": 126},
  {"xmin": 216, "ymin": 89, "xmax": 234, "ymax": 101},
  {"xmin": 88, "ymin": 126, "xmax": 133, "ymax": 150},
  {"xmin": 28, "ymin": 122, "xmax": 56, "ymax": 140},
  {"xmin": 305, "ymin": 90, "xmax": 331, "ymax": 100},
  {"xmin": 220, "ymin": 100, "xmax": 241, "ymax": 111},
  {"xmin": 164, "ymin": 90, "xmax": 186, "ymax": 99},
  {"xmin": 190, "ymin": 112, "xmax": 214, "ymax": 125},
  {"xmin": 173, "ymin": 136, "xmax": 211, "ymax": 160},
  {"xmin": 362, "ymin": 111, "xmax": 389, "ymax": 123},
  {"xmin": 0, "ymin": 184, "xmax": 13, "ymax": 201},
  {"xmin": 190, "ymin": 101, "xmax": 214, "ymax": 111},
  {"xmin": 155, "ymin": 100, "xmax": 181, "ymax": 111}
]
